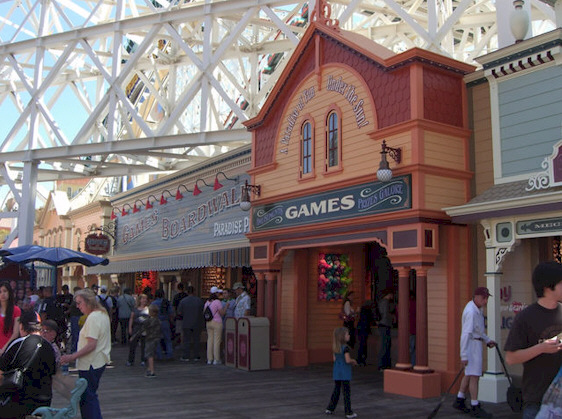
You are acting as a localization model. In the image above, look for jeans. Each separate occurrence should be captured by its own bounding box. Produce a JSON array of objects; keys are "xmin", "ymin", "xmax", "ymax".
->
[
  {"xmin": 79, "ymin": 365, "xmax": 105, "ymax": 419},
  {"xmin": 378, "ymin": 326, "xmax": 392, "ymax": 369},
  {"xmin": 128, "ymin": 333, "xmax": 145, "ymax": 364},
  {"xmin": 326, "ymin": 380, "xmax": 352, "ymax": 415},
  {"xmin": 522, "ymin": 403, "xmax": 540, "ymax": 419},
  {"xmin": 182, "ymin": 328, "xmax": 202, "ymax": 359},
  {"xmin": 409, "ymin": 334, "xmax": 416, "ymax": 366},
  {"xmin": 70, "ymin": 315, "xmax": 81, "ymax": 353},
  {"xmin": 118, "ymin": 318, "xmax": 129, "ymax": 344},
  {"xmin": 357, "ymin": 334, "xmax": 369, "ymax": 365},
  {"xmin": 156, "ymin": 320, "xmax": 174, "ymax": 359}
]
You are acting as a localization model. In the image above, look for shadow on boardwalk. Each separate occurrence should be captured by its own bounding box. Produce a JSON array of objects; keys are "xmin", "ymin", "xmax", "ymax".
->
[{"xmin": 52, "ymin": 344, "xmax": 520, "ymax": 419}]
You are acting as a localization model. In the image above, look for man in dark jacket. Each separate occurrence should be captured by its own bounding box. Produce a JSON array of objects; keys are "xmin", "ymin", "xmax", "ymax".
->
[
  {"xmin": 177, "ymin": 286, "xmax": 204, "ymax": 362},
  {"xmin": 0, "ymin": 310, "xmax": 56, "ymax": 419}
]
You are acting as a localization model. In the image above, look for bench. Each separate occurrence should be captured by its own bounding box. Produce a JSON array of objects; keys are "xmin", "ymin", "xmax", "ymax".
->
[{"xmin": 32, "ymin": 377, "xmax": 87, "ymax": 419}]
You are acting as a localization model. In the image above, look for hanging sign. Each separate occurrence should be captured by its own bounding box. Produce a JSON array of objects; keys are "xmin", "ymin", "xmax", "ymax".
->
[{"xmin": 84, "ymin": 233, "xmax": 111, "ymax": 255}]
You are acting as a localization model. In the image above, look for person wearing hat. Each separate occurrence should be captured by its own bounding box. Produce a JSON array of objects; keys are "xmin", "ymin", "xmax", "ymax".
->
[
  {"xmin": 453, "ymin": 286, "xmax": 496, "ymax": 418},
  {"xmin": 233, "ymin": 282, "xmax": 251, "ymax": 319},
  {"xmin": 0, "ymin": 309, "xmax": 57, "ymax": 418},
  {"xmin": 204, "ymin": 286, "xmax": 224, "ymax": 365}
]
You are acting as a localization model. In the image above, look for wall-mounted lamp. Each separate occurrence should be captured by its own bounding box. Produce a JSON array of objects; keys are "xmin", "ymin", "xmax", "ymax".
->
[
  {"xmin": 110, "ymin": 207, "xmax": 119, "ymax": 220},
  {"xmin": 121, "ymin": 203, "xmax": 133, "ymax": 217},
  {"xmin": 160, "ymin": 190, "xmax": 173, "ymax": 205},
  {"xmin": 193, "ymin": 179, "xmax": 210, "ymax": 196},
  {"xmin": 214, "ymin": 171, "xmax": 239, "ymax": 190},
  {"xmin": 145, "ymin": 195, "xmax": 158, "ymax": 209},
  {"xmin": 376, "ymin": 140, "xmax": 402, "ymax": 182},
  {"xmin": 175, "ymin": 184, "xmax": 192, "ymax": 200},
  {"xmin": 240, "ymin": 180, "xmax": 261, "ymax": 211},
  {"xmin": 133, "ymin": 200, "xmax": 144, "ymax": 213}
]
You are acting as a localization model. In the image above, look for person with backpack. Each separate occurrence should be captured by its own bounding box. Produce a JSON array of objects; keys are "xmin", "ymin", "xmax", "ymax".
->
[
  {"xmin": 117, "ymin": 288, "xmax": 135, "ymax": 345},
  {"xmin": 204, "ymin": 287, "xmax": 225, "ymax": 365},
  {"xmin": 97, "ymin": 286, "xmax": 113, "ymax": 316},
  {"xmin": 152, "ymin": 289, "xmax": 174, "ymax": 361}
]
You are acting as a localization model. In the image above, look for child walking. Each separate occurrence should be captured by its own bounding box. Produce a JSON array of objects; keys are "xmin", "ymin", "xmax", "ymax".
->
[
  {"xmin": 325, "ymin": 327, "xmax": 358, "ymax": 418},
  {"xmin": 130, "ymin": 304, "xmax": 161, "ymax": 377}
]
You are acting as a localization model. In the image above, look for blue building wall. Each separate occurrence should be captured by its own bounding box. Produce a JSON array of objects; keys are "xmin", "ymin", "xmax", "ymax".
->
[{"xmin": 499, "ymin": 65, "xmax": 562, "ymax": 178}]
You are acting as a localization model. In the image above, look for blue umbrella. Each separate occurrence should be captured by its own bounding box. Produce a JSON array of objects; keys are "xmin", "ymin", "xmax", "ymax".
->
[
  {"xmin": 0, "ymin": 244, "xmax": 46, "ymax": 257},
  {"xmin": 4, "ymin": 246, "xmax": 109, "ymax": 267}
]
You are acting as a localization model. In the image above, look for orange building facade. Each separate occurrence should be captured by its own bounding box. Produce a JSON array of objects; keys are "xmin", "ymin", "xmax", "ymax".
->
[{"xmin": 244, "ymin": 6, "xmax": 475, "ymax": 397}]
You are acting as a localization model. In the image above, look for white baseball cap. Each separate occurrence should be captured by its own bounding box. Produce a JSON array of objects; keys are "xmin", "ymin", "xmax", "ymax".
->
[{"xmin": 210, "ymin": 286, "xmax": 223, "ymax": 294}]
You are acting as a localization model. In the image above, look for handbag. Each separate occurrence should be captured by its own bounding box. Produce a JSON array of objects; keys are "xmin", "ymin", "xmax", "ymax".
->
[
  {"xmin": 496, "ymin": 346, "xmax": 523, "ymax": 412},
  {"xmin": 0, "ymin": 340, "xmax": 43, "ymax": 393}
]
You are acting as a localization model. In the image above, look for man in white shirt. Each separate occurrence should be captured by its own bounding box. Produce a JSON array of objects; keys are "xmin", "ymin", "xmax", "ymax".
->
[
  {"xmin": 453, "ymin": 287, "xmax": 496, "ymax": 418},
  {"xmin": 233, "ymin": 282, "xmax": 251, "ymax": 318}
]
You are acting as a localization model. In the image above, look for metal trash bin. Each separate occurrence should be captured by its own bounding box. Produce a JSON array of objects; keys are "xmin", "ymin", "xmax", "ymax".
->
[
  {"xmin": 224, "ymin": 317, "xmax": 238, "ymax": 368},
  {"xmin": 237, "ymin": 317, "xmax": 270, "ymax": 371}
]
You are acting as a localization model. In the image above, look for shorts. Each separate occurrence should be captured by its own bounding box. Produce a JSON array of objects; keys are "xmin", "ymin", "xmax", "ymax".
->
[
  {"xmin": 464, "ymin": 340, "xmax": 483, "ymax": 376},
  {"xmin": 144, "ymin": 339, "xmax": 158, "ymax": 358}
]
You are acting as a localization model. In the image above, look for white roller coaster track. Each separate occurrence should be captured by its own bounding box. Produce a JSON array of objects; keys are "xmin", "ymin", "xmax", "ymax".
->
[{"xmin": 0, "ymin": 0, "xmax": 557, "ymax": 246}]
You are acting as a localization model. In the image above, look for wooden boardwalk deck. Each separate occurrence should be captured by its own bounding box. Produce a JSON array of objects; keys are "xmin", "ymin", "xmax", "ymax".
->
[{"xmin": 51, "ymin": 343, "xmax": 520, "ymax": 419}]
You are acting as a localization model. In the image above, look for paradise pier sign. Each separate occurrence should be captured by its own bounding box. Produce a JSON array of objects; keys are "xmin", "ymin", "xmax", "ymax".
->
[{"xmin": 252, "ymin": 175, "xmax": 411, "ymax": 232}]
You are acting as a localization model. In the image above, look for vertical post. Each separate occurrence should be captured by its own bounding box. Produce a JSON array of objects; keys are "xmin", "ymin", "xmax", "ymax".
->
[
  {"xmin": 477, "ymin": 237, "xmax": 511, "ymax": 403},
  {"xmin": 266, "ymin": 273, "xmax": 277, "ymax": 345},
  {"xmin": 256, "ymin": 272, "xmax": 266, "ymax": 317},
  {"xmin": 18, "ymin": 162, "xmax": 39, "ymax": 245},
  {"xmin": 395, "ymin": 266, "xmax": 411, "ymax": 369},
  {"xmin": 413, "ymin": 267, "xmax": 430, "ymax": 372}
]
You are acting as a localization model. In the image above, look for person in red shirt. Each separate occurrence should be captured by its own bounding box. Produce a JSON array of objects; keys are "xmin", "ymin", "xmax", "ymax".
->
[{"xmin": 0, "ymin": 281, "xmax": 21, "ymax": 355}]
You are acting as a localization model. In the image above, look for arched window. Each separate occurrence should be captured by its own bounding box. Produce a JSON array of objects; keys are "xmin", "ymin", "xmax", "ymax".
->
[
  {"xmin": 327, "ymin": 111, "xmax": 339, "ymax": 168},
  {"xmin": 301, "ymin": 120, "xmax": 313, "ymax": 176}
]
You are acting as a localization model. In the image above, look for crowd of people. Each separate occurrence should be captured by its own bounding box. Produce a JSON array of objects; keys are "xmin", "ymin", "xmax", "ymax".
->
[
  {"xmin": 0, "ymin": 262, "xmax": 560, "ymax": 419},
  {"xmin": 0, "ymin": 279, "xmax": 253, "ymax": 418}
]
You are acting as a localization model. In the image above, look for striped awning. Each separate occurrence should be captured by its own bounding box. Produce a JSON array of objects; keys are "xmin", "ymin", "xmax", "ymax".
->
[{"xmin": 86, "ymin": 247, "xmax": 250, "ymax": 275}]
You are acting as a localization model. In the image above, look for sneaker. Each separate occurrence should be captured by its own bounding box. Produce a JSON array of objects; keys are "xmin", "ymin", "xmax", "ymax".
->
[
  {"xmin": 325, "ymin": 410, "xmax": 334, "ymax": 415},
  {"xmin": 471, "ymin": 404, "xmax": 492, "ymax": 418},
  {"xmin": 345, "ymin": 413, "xmax": 357, "ymax": 419},
  {"xmin": 140, "ymin": 361, "xmax": 146, "ymax": 367},
  {"xmin": 145, "ymin": 371, "xmax": 156, "ymax": 378},
  {"xmin": 193, "ymin": 357, "xmax": 201, "ymax": 362},
  {"xmin": 179, "ymin": 357, "xmax": 190, "ymax": 362},
  {"xmin": 453, "ymin": 397, "xmax": 470, "ymax": 413},
  {"xmin": 207, "ymin": 360, "xmax": 212, "ymax": 365},
  {"xmin": 213, "ymin": 360, "xmax": 221, "ymax": 365},
  {"xmin": 126, "ymin": 362, "xmax": 133, "ymax": 366}
]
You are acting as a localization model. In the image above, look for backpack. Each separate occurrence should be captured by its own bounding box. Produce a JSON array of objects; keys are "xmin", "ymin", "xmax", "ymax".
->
[{"xmin": 203, "ymin": 304, "xmax": 213, "ymax": 322}]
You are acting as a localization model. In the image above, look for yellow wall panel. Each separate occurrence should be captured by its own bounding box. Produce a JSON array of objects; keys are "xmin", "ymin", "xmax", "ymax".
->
[
  {"xmin": 424, "ymin": 133, "xmax": 466, "ymax": 170},
  {"xmin": 424, "ymin": 175, "xmax": 467, "ymax": 210}
]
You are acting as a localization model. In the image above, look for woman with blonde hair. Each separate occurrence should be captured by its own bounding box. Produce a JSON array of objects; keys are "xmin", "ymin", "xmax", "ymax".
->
[{"xmin": 60, "ymin": 288, "xmax": 111, "ymax": 419}]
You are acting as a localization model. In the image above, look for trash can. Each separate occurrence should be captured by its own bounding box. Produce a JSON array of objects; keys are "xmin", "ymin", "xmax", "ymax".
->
[
  {"xmin": 237, "ymin": 317, "xmax": 270, "ymax": 371},
  {"xmin": 225, "ymin": 317, "xmax": 238, "ymax": 368}
]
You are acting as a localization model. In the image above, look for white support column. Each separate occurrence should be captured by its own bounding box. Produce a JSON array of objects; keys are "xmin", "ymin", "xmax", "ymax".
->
[
  {"xmin": 18, "ymin": 161, "xmax": 39, "ymax": 245},
  {"xmin": 478, "ymin": 243, "xmax": 510, "ymax": 403}
]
